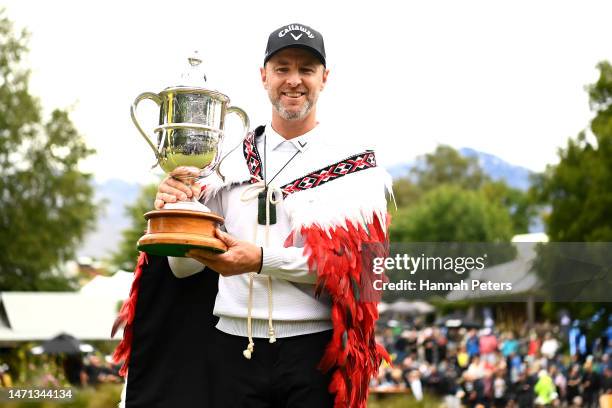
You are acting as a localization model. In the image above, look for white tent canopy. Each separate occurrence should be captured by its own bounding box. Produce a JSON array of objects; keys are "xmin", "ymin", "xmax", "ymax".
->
[
  {"xmin": 79, "ymin": 270, "xmax": 133, "ymax": 298},
  {"xmin": 0, "ymin": 271, "xmax": 132, "ymax": 342}
]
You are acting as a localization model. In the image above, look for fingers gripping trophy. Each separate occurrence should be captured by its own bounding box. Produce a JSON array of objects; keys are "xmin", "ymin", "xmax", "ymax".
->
[{"xmin": 131, "ymin": 51, "xmax": 249, "ymax": 257}]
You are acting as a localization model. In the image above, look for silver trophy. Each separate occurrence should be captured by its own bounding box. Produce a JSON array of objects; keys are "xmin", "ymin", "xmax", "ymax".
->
[{"xmin": 130, "ymin": 52, "xmax": 249, "ymax": 256}]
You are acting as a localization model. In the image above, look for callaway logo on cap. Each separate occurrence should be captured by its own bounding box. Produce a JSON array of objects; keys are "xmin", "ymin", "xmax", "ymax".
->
[{"xmin": 264, "ymin": 23, "xmax": 326, "ymax": 67}]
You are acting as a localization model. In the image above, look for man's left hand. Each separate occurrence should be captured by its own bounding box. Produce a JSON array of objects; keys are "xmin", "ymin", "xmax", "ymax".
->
[{"xmin": 186, "ymin": 229, "xmax": 261, "ymax": 276}]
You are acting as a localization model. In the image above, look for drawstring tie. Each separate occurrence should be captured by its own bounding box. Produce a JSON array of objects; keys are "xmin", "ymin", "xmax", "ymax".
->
[{"xmin": 239, "ymin": 175, "xmax": 283, "ymax": 359}]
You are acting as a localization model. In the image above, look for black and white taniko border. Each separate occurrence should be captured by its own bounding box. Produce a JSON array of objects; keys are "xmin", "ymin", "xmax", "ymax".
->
[
  {"xmin": 242, "ymin": 127, "xmax": 265, "ymax": 180},
  {"xmin": 242, "ymin": 128, "xmax": 377, "ymax": 199}
]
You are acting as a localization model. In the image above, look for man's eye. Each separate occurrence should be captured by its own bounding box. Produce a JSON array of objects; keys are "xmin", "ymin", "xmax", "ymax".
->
[{"xmin": 276, "ymin": 68, "xmax": 288, "ymax": 73}]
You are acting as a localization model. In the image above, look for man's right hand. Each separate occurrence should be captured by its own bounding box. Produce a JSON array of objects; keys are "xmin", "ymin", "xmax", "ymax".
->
[{"xmin": 154, "ymin": 166, "xmax": 202, "ymax": 209}]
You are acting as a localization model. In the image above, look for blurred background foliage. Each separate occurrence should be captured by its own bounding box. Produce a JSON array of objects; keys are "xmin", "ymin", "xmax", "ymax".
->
[{"xmin": 0, "ymin": 9, "xmax": 99, "ymax": 291}]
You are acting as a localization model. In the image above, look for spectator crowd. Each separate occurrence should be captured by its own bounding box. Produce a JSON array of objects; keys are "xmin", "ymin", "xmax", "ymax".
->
[{"xmin": 372, "ymin": 315, "xmax": 612, "ymax": 407}]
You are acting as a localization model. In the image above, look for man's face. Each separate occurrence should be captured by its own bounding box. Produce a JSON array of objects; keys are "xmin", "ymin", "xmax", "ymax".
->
[{"xmin": 260, "ymin": 48, "xmax": 329, "ymax": 121}]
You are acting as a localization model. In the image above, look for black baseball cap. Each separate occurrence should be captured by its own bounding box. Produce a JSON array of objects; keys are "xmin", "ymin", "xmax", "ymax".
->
[{"xmin": 264, "ymin": 23, "xmax": 326, "ymax": 67}]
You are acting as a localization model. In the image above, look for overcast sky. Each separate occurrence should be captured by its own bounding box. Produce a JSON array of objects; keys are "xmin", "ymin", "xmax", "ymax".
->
[{"xmin": 3, "ymin": 0, "xmax": 612, "ymax": 184}]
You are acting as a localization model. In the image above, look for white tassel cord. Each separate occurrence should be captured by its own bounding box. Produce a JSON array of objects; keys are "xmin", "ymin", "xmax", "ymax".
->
[
  {"xmin": 243, "ymin": 270, "xmax": 255, "ymax": 359},
  {"xmin": 240, "ymin": 175, "xmax": 280, "ymax": 359}
]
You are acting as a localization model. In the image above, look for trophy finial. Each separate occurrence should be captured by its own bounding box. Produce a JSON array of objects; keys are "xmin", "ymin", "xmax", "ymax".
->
[
  {"xmin": 188, "ymin": 50, "xmax": 203, "ymax": 67},
  {"xmin": 181, "ymin": 50, "xmax": 207, "ymax": 86}
]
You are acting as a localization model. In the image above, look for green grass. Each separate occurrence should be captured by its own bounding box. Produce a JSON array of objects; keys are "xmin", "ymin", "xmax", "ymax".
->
[{"xmin": 368, "ymin": 393, "xmax": 442, "ymax": 408}]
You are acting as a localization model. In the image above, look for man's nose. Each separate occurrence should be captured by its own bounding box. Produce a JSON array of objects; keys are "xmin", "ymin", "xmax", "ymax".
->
[{"xmin": 286, "ymin": 71, "xmax": 302, "ymax": 87}]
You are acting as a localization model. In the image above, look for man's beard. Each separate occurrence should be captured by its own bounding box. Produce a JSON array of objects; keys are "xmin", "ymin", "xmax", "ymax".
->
[{"xmin": 270, "ymin": 95, "xmax": 313, "ymax": 121}]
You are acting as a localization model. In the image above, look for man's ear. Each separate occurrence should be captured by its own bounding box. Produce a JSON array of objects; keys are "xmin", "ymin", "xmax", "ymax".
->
[
  {"xmin": 260, "ymin": 66, "xmax": 268, "ymax": 89},
  {"xmin": 320, "ymin": 68, "xmax": 330, "ymax": 91}
]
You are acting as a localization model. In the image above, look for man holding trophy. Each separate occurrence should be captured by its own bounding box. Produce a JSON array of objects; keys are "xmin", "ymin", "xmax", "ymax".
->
[{"xmin": 116, "ymin": 23, "xmax": 393, "ymax": 408}]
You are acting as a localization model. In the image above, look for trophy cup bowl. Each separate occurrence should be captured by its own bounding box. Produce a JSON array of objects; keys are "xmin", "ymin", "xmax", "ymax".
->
[{"xmin": 131, "ymin": 83, "xmax": 249, "ymax": 257}]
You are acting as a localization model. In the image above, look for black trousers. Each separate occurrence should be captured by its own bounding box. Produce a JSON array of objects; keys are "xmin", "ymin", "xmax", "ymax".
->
[{"xmin": 208, "ymin": 329, "xmax": 334, "ymax": 408}]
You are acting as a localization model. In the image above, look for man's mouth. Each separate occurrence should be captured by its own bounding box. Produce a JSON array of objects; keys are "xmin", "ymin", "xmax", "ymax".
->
[{"xmin": 282, "ymin": 92, "xmax": 305, "ymax": 98}]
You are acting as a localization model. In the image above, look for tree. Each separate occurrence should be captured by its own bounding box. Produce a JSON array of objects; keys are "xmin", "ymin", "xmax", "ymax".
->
[
  {"xmin": 387, "ymin": 185, "xmax": 515, "ymax": 300},
  {"xmin": 390, "ymin": 184, "xmax": 514, "ymax": 243},
  {"xmin": 391, "ymin": 177, "xmax": 420, "ymax": 208},
  {"xmin": 481, "ymin": 180, "xmax": 535, "ymax": 234},
  {"xmin": 531, "ymin": 62, "xmax": 612, "ymax": 317},
  {"xmin": 0, "ymin": 10, "xmax": 98, "ymax": 291},
  {"xmin": 393, "ymin": 144, "xmax": 535, "ymax": 234},
  {"xmin": 534, "ymin": 61, "xmax": 612, "ymax": 241},
  {"xmin": 411, "ymin": 145, "xmax": 488, "ymax": 192},
  {"xmin": 110, "ymin": 183, "xmax": 158, "ymax": 271}
]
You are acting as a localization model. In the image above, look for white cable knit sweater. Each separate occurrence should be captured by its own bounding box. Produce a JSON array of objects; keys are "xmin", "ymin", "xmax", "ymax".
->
[{"xmin": 169, "ymin": 124, "xmax": 333, "ymax": 338}]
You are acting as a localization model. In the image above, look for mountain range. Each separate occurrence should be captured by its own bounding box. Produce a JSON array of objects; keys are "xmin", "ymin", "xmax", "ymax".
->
[
  {"xmin": 77, "ymin": 179, "xmax": 140, "ymax": 260},
  {"xmin": 387, "ymin": 147, "xmax": 533, "ymax": 190}
]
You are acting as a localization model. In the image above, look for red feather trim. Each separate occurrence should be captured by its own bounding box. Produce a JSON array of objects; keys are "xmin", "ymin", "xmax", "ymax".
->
[
  {"xmin": 111, "ymin": 252, "xmax": 148, "ymax": 377},
  {"xmin": 300, "ymin": 212, "xmax": 392, "ymax": 408}
]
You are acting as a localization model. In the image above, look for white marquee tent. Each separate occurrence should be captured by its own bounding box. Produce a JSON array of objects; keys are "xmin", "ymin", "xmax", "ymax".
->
[{"xmin": 0, "ymin": 271, "xmax": 133, "ymax": 343}]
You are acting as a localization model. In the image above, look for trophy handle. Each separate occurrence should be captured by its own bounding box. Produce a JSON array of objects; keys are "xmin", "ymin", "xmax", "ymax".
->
[
  {"xmin": 130, "ymin": 92, "xmax": 164, "ymax": 163},
  {"xmin": 214, "ymin": 106, "xmax": 250, "ymax": 181}
]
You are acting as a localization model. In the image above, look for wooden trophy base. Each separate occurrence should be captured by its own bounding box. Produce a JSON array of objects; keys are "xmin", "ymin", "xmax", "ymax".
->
[{"xmin": 137, "ymin": 209, "xmax": 227, "ymax": 257}]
